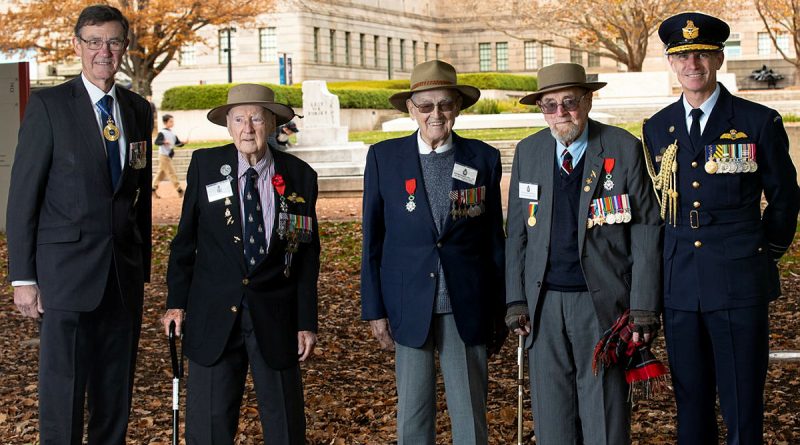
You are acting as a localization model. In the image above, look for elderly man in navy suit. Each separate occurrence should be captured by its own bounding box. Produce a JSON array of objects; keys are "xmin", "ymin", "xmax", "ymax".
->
[
  {"xmin": 6, "ymin": 5, "xmax": 152, "ymax": 444},
  {"xmin": 643, "ymin": 12, "xmax": 800, "ymax": 444},
  {"xmin": 361, "ymin": 60, "xmax": 507, "ymax": 444}
]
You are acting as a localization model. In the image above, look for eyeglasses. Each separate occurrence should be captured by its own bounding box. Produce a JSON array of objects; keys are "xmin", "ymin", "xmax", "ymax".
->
[
  {"xmin": 410, "ymin": 99, "xmax": 458, "ymax": 114},
  {"xmin": 537, "ymin": 93, "xmax": 587, "ymax": 114},
  {"xmin": 77, "ymin": 36, "xmax": 126, "ymax": 51}
]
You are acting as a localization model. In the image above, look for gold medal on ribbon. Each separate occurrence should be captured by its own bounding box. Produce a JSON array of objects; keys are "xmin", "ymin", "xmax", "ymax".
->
[
  {"xmin": 527, "ymin": 201, "xmax": 538, "ymax": 227},
  {"xmin": 103, "ymin": 116, "xmax": 120, "ymax": 142},
  {"xmin": 528, "ymin": 216, "xmax": 536, "ymax": 227}
]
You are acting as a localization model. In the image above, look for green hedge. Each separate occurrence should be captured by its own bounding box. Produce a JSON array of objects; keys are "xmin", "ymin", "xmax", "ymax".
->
[{"xmin": 161, "ymin": 72, "xmax": 537, "ymax": 111}]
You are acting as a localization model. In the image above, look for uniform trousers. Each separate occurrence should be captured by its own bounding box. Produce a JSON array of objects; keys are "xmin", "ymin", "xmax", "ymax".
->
[
  {"xmin": 394, "ymin": 313, "xmax": 488, "ymax": 445},
  {"xmin": 38, "ymin": 265, "xmax": 141, "ymax": 445},
  {"xmin": 664, "ymin": 305, "xmax": 769, "ymax": 445},
  {"xmin": 152, "ymin": 154, "xmax": 181, "ymax": 191},
  {"xmin": 529, "ymin": 290, "xmax": 629, "ymax": 445},
  {"xmin": 185, "ymin": 306, "xmax": 305, "ymax": 445}
]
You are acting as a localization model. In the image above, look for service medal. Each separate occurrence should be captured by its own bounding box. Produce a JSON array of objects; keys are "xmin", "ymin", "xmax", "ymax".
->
[
  {"xmin": 220, "ymin": 164, "xmax": 232, "ymax": 176},
  {"xmin": 603, "ymin": 158, "xmax": 615, "ymax": 191},
  {"xmin": 528, "ymin": 216, "xmax": 536, "ymax": 227},
  {"xmin": 606, "ymin": 212, "xmax": 615, "ymax": 225},
  {"xmin": 103, "ymin": 120, "xmax": 120, "ymax": 142},
  {"xmin": 528, "ymin": 202, "xmax": 538, "ymax": 227},
  {"xmin": 405, "ymin": 178, "xmax": 417, "ymax": 213},
  {"xmin": 623, "ymin": 211, "xmax": 632, "ymax": 223},
  {"xmin": 705, "ymin": 159, "xmax": 718, "ymax": 174},
  {"xmin": 587, "ymin": 218, "xmax": 594, "ymax": 229},
  {"xmin": 406, "ymin": 198, "xmax": 416, "ymax": 212}
]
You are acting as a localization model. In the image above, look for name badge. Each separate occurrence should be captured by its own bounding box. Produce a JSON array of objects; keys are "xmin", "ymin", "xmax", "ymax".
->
[
  {"xmin": 206, "ymin": 179, "xmax": 233, "ymax": 202},
  {"xmin": 519, "ymin": 182, "xmax": 538, "ymax": 200},
  {"xmin": 452, "ymin": 163, "xmax": 478, "ymax": 185},
  {"xmin": 128, "ymin": 141, "xmax": 147, "ymax": 169}
]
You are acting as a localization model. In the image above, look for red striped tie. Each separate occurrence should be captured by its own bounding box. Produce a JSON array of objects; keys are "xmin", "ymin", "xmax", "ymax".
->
[{"xmin": 562, "ymin": 149, "xmax": 573, "ymax": 174}]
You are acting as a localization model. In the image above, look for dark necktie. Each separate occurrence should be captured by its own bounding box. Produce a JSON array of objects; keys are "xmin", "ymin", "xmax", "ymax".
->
[
  {"xmin": 689, "ymin": 108, "xmax": 704, "ymax": 149},
  {"xmin": 243, "ymin": 168, "xmax": 267, "ymax": 270},
  {"xmin": 98, "ymin": 95, "xmax": 122, "ymax": 187},
  {"xmin": 562, "ymin": 149, "xmax": 573, "ymax": 174}
]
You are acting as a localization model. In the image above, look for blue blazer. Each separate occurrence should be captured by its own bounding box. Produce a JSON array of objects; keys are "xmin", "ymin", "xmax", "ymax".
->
[
  {"xmin": 360, "ymin": 132, "xmax": 506, "ymax": 348},
  {"xmin": 643, "ymin": 84, "xmax": 800, "ymax": 311}
]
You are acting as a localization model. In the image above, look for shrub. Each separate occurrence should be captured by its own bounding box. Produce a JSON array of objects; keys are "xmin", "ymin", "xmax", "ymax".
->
[
  {"xmin": 463, "ymin": 98, "xmax": 539, "ymax": 114},
  {"xmin": 458, "ymin": 73, "xmax": 537, "ymax": 91}
]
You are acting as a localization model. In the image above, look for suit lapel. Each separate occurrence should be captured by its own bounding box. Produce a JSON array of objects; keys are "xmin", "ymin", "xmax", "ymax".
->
[
  {"xmin": 578, "ymin": 121, "xmax": 605, "ymax": 253},
  {"xmin": 399, "ymin": 133, "xmax": 438, "ymax": 235},
  {"xmin": 532, "ymin": 133, "xmax": 555, "ymax": 234},
  {"xmin": 700, "ymin": 84, "xmax": 734, "ymax": 149},
  {"xmin": 114, "ymin": 88, "xmax": 138, "ymax": 194},
  {"xmin": 265, "ymin": 149, "xmax": 284, "ymax": 259},
  {"xmin": 666, "ymin": 99, "xmax": 694, "ymax": 157},
  {"xmin": 69, "ymin": 78, "xmax": 112, "ymax": 190},
  {"xmin": 220, "ymin": 146, "xmax": 247, "ymax": 274},
  {"xmin": 439, "ymin": 133, "xmax": 476, "ymax": 238}
]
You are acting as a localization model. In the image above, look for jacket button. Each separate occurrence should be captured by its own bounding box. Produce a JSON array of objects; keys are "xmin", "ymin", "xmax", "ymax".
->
[
  {"xmin": 436, "ymin": 242, "xmax": 442, "ymax": 248},
  {"xmin": 693, "ymin": 201, "xmax": 701, "ymax": 208},
  {"xmin": 230, "ymin": 305, "xmax": 238, "ymax": 313},
  {"xmin": 242, "ymin": 278, "xmax": 249, "ymax": 285},
  {"xmin": 758, "ymin": 247, "xmax": 763, "ymax": 253},
  {"xmin": 691, "ymin": 161, "xmax": 698, "ymax": 168},
  {"xmin": 430, "ymin": 272, "xmax": 435, "ymax": 278},
  {"xmin": 694, "ymin": 240, "xmax": 702, "ymax": 248},
  {"xmin": 692, "ymin": 181, "xmax": 700, "ymax": 189},
  {"xmin": 536, "ymin": 281, "xmax": 542, "ymax": 288}
]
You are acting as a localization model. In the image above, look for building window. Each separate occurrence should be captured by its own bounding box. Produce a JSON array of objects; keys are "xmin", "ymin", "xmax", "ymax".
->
[
  {"xmin": 542, "ymin": 43, "xmax": 554, "ymax": 66},
  {"xmin": 259, "ymin": 27, "xmax": 276, "ymax": 63},
  {"xmin": 374, "ymin": 35, "xmax": 379, "ymax": 68},
  {"xmin": 757, "ymin": 32, "xmax": 771, "ymax": 56},
  {"xmin": 399, "ymin": 39, "xmax": 406, "ymax": 70},
  {"xmin": 329, "ymin": 29, "xmax": 336, "ymax": 64},
  {"xmin": 724, "ymin": 32, "xmax": 741, "ymax": 58},
  {"xmin": 479, "ymin": 42, "xmax": 491, "ymax": 71},
  {"xmin": 570, "ymin": 47, "xmax": 583, "ymax": 65},
  {"xmin": 313, "ymin": 27, "xmax": 320, "ymax": 63},
  {"xmin": 435, "ymin": 43, "xmax": 440, "ymax": 60},
  {"xmin": 359, "ymin": 33, "xmax": 365, "ymax": 67},
  {"xmin": 496, "ymin": 42, "xmax": 509, "ymax": 71},
  {"xmin": 524, "ymin": 41, "xmax": 537, "ymax": 70},
  {"xmin": 345, "ymin": 31, "xmax": 351, "ymax": 65},
  {"xmin": 776, "ymin": 32, "xmax": 790, "ymax": 53},
  {"xmin": 179, "ymin": 45, "xmax": 196, "ymax": 66},
  {"xmin": 412, "ymin": 40, "xmax": 418, "ymax": 66},
  {"xmin": 218, "ymin": 29, "xmax": 236, "ymax": 64},
  {"xmin": 587, "ymin": 52, "xmax": 600, "ymax": 67},
  {"xmin": 424, "ymin": 42, "xmax": 429, "ymax": 61}
]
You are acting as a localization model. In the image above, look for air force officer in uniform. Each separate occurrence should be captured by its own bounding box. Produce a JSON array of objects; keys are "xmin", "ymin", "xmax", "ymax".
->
[{"xmin": 643, "ymin": 12, "xmax": 800, "ymax": 444}]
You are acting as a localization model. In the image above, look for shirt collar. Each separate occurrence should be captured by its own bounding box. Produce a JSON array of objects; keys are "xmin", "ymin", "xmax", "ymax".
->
[
  {"xmin": 682, "ymin": 83, "xmax": 721, "ymax": 119},
  {"xmin": 417, "ymin": 131, "xmax": 454, "ymax": 154},
  {"xmin": 237, "ymin": 148, "xmax": 273, "ymax": 180},
  {"xmin": 556, "ymin": 123, "xmax": 590, "ymax": 165},
  {"xmin": 81, "ymin": 73, "xmax": 117, "ymax": 106}
]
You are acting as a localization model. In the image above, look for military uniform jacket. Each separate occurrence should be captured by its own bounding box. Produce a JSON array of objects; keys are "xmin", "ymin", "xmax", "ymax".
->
[
  {"xmin": 6, "ymin": 77, "xmax": 153, "ymax": 312},
  {"xmin": 643, "ymin": 84, "xmax": 800, "ymax": 312},
  {"xmin": 506, "ymin": 120, "xmax": 662, "ymax": 344},
  {"xmin": 360, "ymin": 132, "xmax": 506, "ymax": 349},
  {"xmin": 167, "ymin": 145, "xmax": 320, "ymax": 370}
]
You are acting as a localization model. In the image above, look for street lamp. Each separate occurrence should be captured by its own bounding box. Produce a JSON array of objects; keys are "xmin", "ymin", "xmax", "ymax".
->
[{"xmin": 221, "ymin": 26, "xmax": 237, "ymax": 83}]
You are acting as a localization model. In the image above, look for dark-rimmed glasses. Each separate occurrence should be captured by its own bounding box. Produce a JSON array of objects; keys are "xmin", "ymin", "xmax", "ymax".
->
[
  {"xmin": 77, "ymin": 36, "xmax": 126, "ymax": 52},
  {"xmin": 410, "ymin": 99, "xmax": 458, "ymax": 114},
  {"xmin": 537, "ymin": 93, "xmax": 587, "ymax": 114}
]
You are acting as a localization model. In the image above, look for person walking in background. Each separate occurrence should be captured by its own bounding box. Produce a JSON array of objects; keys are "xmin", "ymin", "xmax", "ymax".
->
[{"xmin": 152, "ymin": 113, "xmax": 187, "ymax": 198}]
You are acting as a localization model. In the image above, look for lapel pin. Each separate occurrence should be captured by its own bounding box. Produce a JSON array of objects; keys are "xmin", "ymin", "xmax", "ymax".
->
[{"xmin": 220, "ymin": 164, "xmax": 232, "ymax": 176}]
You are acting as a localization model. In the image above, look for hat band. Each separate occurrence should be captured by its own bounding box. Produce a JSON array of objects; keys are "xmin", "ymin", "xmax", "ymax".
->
[
  {"xmin": 537, "ymin": 79, "xmax": 591, "ymax": 92},
  {"xmin": 666, "ymin": 43, "xmax": 723, "ymax": 55},
  {"xmin": 411, "ymin": 79, "xmax": 456, "ymax": 90}
]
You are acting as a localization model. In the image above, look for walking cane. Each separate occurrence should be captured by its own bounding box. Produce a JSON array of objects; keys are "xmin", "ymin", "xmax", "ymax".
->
[
  {"xmin": 168, "ymin": 321, "xmax": 184, "ymax": 445},
  {"xmin": 517, "ymin": 333, "xmax": 525, "ymax": 445}
]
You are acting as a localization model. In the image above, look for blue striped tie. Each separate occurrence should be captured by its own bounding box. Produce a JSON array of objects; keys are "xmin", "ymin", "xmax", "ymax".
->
[{"xmin": 98, "ymin": 95, "xmax": 121, "ymax": 187}]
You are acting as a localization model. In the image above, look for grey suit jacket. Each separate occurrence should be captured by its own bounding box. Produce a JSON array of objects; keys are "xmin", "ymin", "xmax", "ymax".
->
[
  {"xmin": 506, "ymin": 119, "xmax": 662, "ymax": 345},
  {"xmin": 6, "ymin": 76, "xmax": 153, "ymax": 312}
]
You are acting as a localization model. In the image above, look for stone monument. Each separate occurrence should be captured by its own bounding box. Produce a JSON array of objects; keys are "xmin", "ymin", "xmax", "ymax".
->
[{"xmin": 288, "ymin": 80, "xmax": 368, "ymax": 194}]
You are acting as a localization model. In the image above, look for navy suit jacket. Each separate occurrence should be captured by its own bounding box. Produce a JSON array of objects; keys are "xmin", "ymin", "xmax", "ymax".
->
[
  {"xmin": 6, "ymin": 77, "xmax": 152, "ymax": 312},
  {"xmin": 360, "ymin": 132, "xmax": 506, "ymax": 348},
  {"xmin": 167, "ymin": 145, "xmax": 320, "ymax": 370},
  {"xmin": 643, "ymin": 84, "xmax": 800, "ymax": 311}
]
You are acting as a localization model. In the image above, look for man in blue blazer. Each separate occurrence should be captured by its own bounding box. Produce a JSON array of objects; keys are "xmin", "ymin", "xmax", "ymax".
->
[
  {"xmin": 643, "ymin": 12, "xmax": 800, "ymax": 444},
  {"xmin": 361, "ymin": 60, "xmax": 507, "ymax": 444}
]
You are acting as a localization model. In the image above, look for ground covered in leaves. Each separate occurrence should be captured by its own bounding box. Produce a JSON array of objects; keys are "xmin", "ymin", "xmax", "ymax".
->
[{"xmin": 1, "ymin": 223, "xmax": 799, "ymax": 444}]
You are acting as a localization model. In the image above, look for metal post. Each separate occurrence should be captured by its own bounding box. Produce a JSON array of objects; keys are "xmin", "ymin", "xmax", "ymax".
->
[{"xmin": 226, "ymin": 28, "xmax": 233, "ymax": 83}]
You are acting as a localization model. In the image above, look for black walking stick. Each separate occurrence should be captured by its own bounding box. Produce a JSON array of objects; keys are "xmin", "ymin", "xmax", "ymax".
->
[{"xmin": 168, "ymin": 321, "xmax": 184, "ymax": 445}]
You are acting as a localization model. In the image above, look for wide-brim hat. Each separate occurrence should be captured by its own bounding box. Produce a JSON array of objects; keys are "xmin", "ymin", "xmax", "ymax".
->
[
  {"xmin": 519, "ymin": 63, "xmax": 606, "ymax": 105},
  {"xmin": 389, "ymin": 60, "xmax": 481, "ymax": 113},
  {"xmin": 658, "ymin": 12, "xmax": 730, "ymax": 55},
  {"xmin": 207, "ymin": 84, "xmax": 295, "ymax": 127}
]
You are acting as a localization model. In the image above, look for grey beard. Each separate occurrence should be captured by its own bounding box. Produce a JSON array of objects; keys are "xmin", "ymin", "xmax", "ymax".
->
[{"xmin": 550, "ymin": 122, "xmax": 582, "ymax": 146}]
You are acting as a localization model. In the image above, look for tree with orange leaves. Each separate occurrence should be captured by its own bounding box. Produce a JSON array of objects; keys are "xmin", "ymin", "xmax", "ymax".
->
[
  {"xmin": 0, "ymin": 0, "xmax": 275, "ymax": 95},
  {"xmin": 455, "ymin": 0, "xmax": 725, "ymax": 71},
  {"xmin": 754, "ymin": 0, "xmax": 800, "ymax": 85}
]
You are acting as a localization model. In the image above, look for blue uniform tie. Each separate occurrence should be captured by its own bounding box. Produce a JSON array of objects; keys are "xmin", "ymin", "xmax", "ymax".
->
[
  {"xmin": 98, "ymin": 95, "xmax": 121, "ymax": 187},
  {"xmin": 689, "ymin": 108, "xmax": 704, "ymax": 149},
  {"xmin": 243, "ymin": 168, "xmax": 268, "ymax": 270}
]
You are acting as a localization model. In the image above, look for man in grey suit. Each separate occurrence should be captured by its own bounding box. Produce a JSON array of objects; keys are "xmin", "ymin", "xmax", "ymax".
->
[
  {"xmin": 5, "ymin": 5, "xmax": 152, "ymax": 444},
  {"xmin": 504, "ymin": 63, "xmax": 661, "ymax": 444}
]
